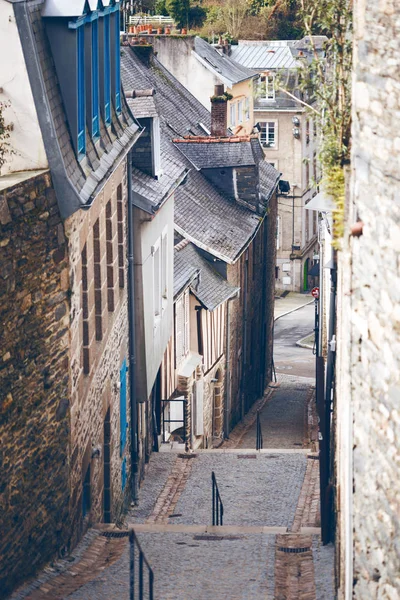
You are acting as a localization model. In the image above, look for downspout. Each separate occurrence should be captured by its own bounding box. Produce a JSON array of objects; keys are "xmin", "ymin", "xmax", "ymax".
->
[
  {"xmin": 260, "ymin": 213, "xmax": 269, "ymax": 393},
  {"xmin": 241, "ymin": 252, "xmax": 249, "ymax": 418},
  {"xmin": 127, "ymin": 150, "xmax": 139, "ymax": 503},
  {"xmin": 322, "ymin": 246, "xmax": 337, "ymax": 543}
]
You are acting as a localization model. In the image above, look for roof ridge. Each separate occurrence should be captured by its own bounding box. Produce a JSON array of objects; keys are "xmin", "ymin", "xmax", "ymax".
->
[
  {"xmin": 174, "ymin": 238, "xmax": 190, "ymax": 251},
  {"xmin": 173, "ymin": 135, "xmax": 259, "ymax": 144}
]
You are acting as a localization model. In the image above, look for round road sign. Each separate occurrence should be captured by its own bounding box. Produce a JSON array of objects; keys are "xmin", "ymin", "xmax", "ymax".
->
[{"xmin": 311, "ymin": 287, "xmax": 319, "ymax": 299}]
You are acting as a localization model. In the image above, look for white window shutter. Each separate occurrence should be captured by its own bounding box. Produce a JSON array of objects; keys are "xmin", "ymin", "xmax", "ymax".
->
[
  {"xmin": 175, "ymin": 297, "xmax": 184, "ymax": 366},
  {"xmin": 152, "ymin": 117, "xmax": 162, "ymax": 178},
  {"xmin": 184, "ymin": 291, "xmax": 190, "ymax": 356}
]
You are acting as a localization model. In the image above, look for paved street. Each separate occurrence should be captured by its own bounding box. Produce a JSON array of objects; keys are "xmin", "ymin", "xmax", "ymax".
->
[
  {"xmin": 274, "ymin": 303, "xmax": 316, "ymax": 378},
  {"xmin": 10, "ymin": 302, "xmax": 334, "ymax": 600}
]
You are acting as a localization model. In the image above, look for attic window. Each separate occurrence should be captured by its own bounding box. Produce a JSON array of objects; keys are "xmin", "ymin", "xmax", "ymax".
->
[
  {"xmin": 77, "ymin": 25, "xmax": 86, "ymax": 155},
  {"xmin": 92, "ymin": 19, "xmax": 100, "ymax": 138},
  {"xmin": 114, "ymin": 12, "xmax": 121, "ymax": 113},
  {"xmin": 104, "ymin": 14, "xmax": 111, "ymax": 125}
]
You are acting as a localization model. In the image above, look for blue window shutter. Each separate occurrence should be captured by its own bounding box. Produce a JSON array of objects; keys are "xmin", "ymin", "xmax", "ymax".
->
[
  {"xmin": 104, "ymin": 14, "xmax": 111, "ymax": 125},
  {"xmin": 91, "ymin": 20, "xmax": 100, "ymax": 138},
  {"xmin": 121, "ymin": 457, "xmax": 127, "ymax": 491},
  {"xmin": 120, "ymin": 358, "xmax": 127, "ymax": 455},
  {"xmin": 115, "ymin": 10, "xmax": 121, "ymax": 113},
  {"xmin": 77, "ymin": 25, "xmax": 86, "ymax": 155}
]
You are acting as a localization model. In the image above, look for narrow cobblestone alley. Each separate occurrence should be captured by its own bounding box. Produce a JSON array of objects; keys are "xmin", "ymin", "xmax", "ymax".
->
[{"xmin": 10, "ymin": 302, "xmax": 334, "ymax": 600}]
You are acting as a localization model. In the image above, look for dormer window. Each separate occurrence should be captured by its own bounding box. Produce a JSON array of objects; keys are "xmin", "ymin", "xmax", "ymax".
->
[
  {"xmin": 77, "ymin": 25, "xmax": 86, "ymax": 156},
  {"xmin": 91, "ymin": 19, "xmax": 100, "ymax": 138},
  {"xmin": 258, "ymin": 74, "xmax": 275, "ymax": 102},
  {"xmin": 42, "ymin": 0, "xmax": 122, "ymax": 157},
  {"xmin": 114, "ymin": 13, "xmax": 121, "ymax": 113},
  {"xmin": 104, "ymin": 14, "xmax": 111, "ymax": 125}
]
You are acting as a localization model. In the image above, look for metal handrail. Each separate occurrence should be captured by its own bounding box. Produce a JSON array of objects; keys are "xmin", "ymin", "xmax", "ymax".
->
[
  {"xmin": 212, "ymin": 471, "xmax": 224, "ymax": 526},
  {"xmin": 129, "ymin": 530, "xmax": 154, "ymax": 600},
  {"xmin": 256, "ymin": 410, "xmax": 263, "ymax": 451}
]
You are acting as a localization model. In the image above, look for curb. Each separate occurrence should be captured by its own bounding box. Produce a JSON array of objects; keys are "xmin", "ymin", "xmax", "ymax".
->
[
  {"xmin": 296, "ymin": 341, "xmax": 314, "ymax": 350},
  {"xmin": 274, "ymin": 299, "xmax": 314, "ymax": 322}
]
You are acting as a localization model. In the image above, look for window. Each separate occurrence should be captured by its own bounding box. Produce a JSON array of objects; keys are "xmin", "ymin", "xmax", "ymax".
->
[
  {"xmin": 77, "ymin": 25, "xmax": 86, "ymax": 155},
  {"xmin": 114, "ymin": 12, "xmax": 121, "ymax": 113},
  {"xmin": 120, "ymin": 358, "xmax": 127, "ymax": 456},
  {"xmin": 260, "ymin": 122, "xmax": 276, "ymax": 148},
  {"xmin": 258, "ymin": 74, "xmax": 275, "ymax": 101},
  {"xmin": 161, "ymin": 229, "xmax": 168, "ymax": 302},
  {"xmin": 93, "ymin": 219, "xmax": 103, "ymax": 341},
  {"xmin": 81, "ymin": 244, "xmax": 90, "ymax": 375},
  {"xmin": 305, "ymin": 161, "xmax": 310, "ymax": 189},
  {"xmin": 153, "ymin": 241, "xmax": 161, "ymax": 319},
  {"xmin": 313, "ymin": 152, "xmax": 318, "ymax": 182},
  {"xmin": 91, "ymin": 20, "xmax": 100, "ymax": 138},
  {"xmin": 152, "ymin": 117, "xmax": 162, "ymax": 178},
  {"xmin": 82, "ymin": 464, "xmax": 91, "ymax": 518},
  {"xmin": 106, "ymin": 200, "xmax": 115, "ymax": 312},
  {"xmin": 175, "ymin": 291, "xmax": 190, "ymax": 366},
  {"xmin": 238, "ymin": 99, "xmax": 243, "ymax": 124},
  {"xmin": 117, "ymin": 185, "xmax": 125, "ymax": 288},
  {"xmin": 276, "ymin": 216, "xmax": 280, "ymax": 250},
  {"xmin": 230, "ymin": 103, "xmax": 236, "ymax": 127},
  {"xmin": 306, "ymin": 119, "xmax": 310, "ymax": 145},
  {"xmin": 245, "ymin": 97, "xmax": 250, "ymax": 120},
  {"xmin": 104, "ymin": 14, "xmax": 111, "ymax": 125}
]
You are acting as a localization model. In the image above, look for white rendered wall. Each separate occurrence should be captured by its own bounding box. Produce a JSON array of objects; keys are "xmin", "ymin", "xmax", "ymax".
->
[{"xmin": 0, "ymin": 1, "xmax": 48, "ymax": 175}]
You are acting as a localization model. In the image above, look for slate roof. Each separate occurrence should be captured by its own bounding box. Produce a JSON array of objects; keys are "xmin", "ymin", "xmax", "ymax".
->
[
  {"xmin": 193, "ymin": 37, "xmax": 257, "ymax": 86},
  {"xmin": 121, "ymin": 46, "xmax": 279, "ymax": 263},
  {"xmin": 229, "ymin": 44, "xmax": 296, "ymax": 70},
  {"xmin": 127, "ymin": 96, "xmax": 158, "ymax": 119},
  {"xmin": 259, "ymin": 160, "xmax": 281, "ymax": 199},
  {"xmin": 132, "ymin": 151, "xmax": 188, "ymax": 213},
  {"xmin": 172, "ymin": 137, "xmax": 256, "ymax": 170},
  {"xmin": 16, "ymin": 0, "xmax": 139, "ymax": 219},
  {"xmin": 174, "ymin": 242, "xmax": 239, "ymax": 310}
]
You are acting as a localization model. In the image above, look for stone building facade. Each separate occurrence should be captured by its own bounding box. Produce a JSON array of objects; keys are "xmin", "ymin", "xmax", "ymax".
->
[
  {"xmin": 335, "ymin": 0, "xmax": 400, "ymax": 598},
  {"xmin": 0, "ymin": 1, "xmax": 141, "ymax": 595},
  {"xmin": 0, "ymin": 172, "xmax": 71, "ymax": 597}
]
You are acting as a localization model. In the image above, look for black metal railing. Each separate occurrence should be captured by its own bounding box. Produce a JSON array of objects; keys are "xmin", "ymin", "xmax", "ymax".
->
[
  {"xmin": 129, "ymin": 530, "xmax": 154, "ymax": 600},
  {"xmin": 256, "ymin": 410, "xmax": 263, "ymax": 451},
  {"xmin": 161, "ymin": 398, "xmax": 187, "ymax": 444},
  {"xmin": 212, "ymin": 471, "xmax": 224, "ymax": 526}
]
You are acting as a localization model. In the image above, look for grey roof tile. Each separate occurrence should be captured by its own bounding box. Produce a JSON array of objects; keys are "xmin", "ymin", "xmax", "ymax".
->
[
  {"xmin": 128, "ymin": 96, "xmax": 158, "ymax": 119},
  {"xmin": 121, "ymin": 46, "xmax": 279, "ymax": 263},
  {"xmin": 194, "ymin": 37, "xmax": 257, "ymax": 85},
  {"xmin": 173, "ymin": 139, "xmax": 256, "ymax": 170},
  {"xmin": 174, "ymin": 243, "xmax": 239, "ymax": 310}
]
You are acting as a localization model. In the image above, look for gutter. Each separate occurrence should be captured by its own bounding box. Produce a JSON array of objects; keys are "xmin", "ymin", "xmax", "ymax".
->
[{"xmin": 127, "ymin": 150, "xmax": 139, "ymax": 503}]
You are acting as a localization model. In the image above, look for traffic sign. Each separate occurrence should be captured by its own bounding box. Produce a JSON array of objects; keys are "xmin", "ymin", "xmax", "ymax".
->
[{"xmin": 311, "ymin": 287, "xmax": 319, "ymax": 299}]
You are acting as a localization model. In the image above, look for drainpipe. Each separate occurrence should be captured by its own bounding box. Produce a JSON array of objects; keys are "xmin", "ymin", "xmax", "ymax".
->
[
  {"xmin": 241, "ymin": 252, "xmax": 249, "ymax": 418},
  {"xmin": 127, "ymin": 150, "xmax": 139, "ymax": 504}
]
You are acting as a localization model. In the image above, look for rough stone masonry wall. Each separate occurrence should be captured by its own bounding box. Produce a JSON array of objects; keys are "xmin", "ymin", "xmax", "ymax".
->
[
  {"xmin": 67, "ymin": 162, "xmax": 130, "ymax": 547},
  {"xmin": 226, "ymin": 208, "xmax": 276, "ymax": 427},
  {"xmin": 345, "ymin": 0, "xmax": 400, "ymax": 597},
  {"xmin": 0, "ymin": 172, "xmax": 70, "ymax": 598}
]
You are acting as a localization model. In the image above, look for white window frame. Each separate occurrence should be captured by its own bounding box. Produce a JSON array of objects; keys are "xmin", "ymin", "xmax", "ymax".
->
[
  {"xmin": 258, "ymin": 74, "xmax": 275, "ymax": 101},
  {"xmin": 152, "ymin": 239, "xmax": 161, "ymax": 325},
  {"xmin": 161, "ymin": 226, "xmax": 168, "ymax": 312},
  {"xmin": 237, "ymin": 99, "xmax": 244, "ymax": 124},
  {"xmin": 244, "ymin": 97, "xmax": 250, "ymax": 120},
  {"xmin": 230, "ymin": 102, "xmax": 236, "ymax": 127},
  {"xmin": 259, "ymin": 121, "xmax": 277, "ymax": 148}
]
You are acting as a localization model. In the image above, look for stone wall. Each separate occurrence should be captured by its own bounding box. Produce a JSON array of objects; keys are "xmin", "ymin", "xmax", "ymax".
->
[
  {"xmin": 0, "ymin": 171, "xmax": 71, "ymax": 597},
  {"xmin": 226, "ymin": 200, "xmax": 276, "ymax": 428},
  {"xmin": 335, "ymin": 1, "xmax": 400, "ymax": 597},
  {"xmin": 67, "ymin": 162, "xmax": 131, "ymax": 545}
]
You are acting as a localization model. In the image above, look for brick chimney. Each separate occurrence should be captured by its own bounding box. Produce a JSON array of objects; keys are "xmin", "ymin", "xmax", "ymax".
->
[{"xmin": 210, "ymin": 84, "xmax": 227, "ymax": 137}]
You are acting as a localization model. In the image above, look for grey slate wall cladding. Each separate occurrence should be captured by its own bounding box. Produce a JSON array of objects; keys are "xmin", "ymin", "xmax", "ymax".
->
[
  {"xmin": 132, "ymin": 117, "xmax": 153, "ymax": 176},
  {"xmin": 201, "ymin": 167, "xmax": 236, "ymax": 200}
]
